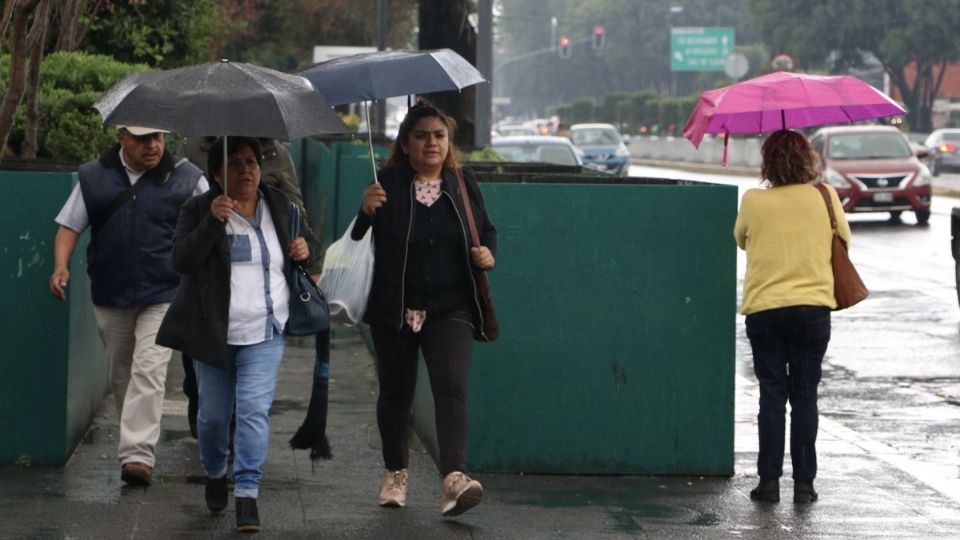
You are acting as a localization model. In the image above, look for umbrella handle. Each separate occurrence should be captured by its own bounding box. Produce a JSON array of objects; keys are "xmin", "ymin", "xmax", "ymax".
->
[{"xmin": 223, "ymin": 134, "xmax": 229, "ymax": 197}]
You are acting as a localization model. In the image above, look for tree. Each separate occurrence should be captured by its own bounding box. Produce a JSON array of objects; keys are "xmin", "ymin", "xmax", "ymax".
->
[
  {"xmin": 749, "ymin": 0, "xmax": 960, "ymax": 132},
  {"xmin": 214, "ymin": 0, "xmax": 418, "ymax": 71},
  {"xmin": 55, "ymin": 0, "xmax": 106, "ymax": 52},
  {"xmin": 0, "ymin": 0, "xmax": 48, "ymax": 158},
  {"xmin": 81, "ymin": 0, "xmax": 222, "ymax": 68}
]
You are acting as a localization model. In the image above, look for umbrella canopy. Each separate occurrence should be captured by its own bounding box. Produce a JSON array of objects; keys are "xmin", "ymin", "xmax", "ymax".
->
[
  {"xmin": 296, "ymin": 48, "xmax": 486, "ymax": 106},
  {"xmin": 683, "ymin": 71, "xmax": 906, "ymax": 149},
  {"xmin": 94, "ymin": 60, "xmax": 348, "ymax": 141}
]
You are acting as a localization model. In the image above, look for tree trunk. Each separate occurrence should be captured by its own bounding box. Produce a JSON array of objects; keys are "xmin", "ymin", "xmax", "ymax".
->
[
  {"xmin": 56, "ymin": 0, "xmax": 103, "ymax": 51},
  {"xmin": 22, "ymin": 1, "xmax": 54, "ymax": 158},
  {"xmin": 418, "ymin": 0, "xmax": 478, "ymax": 150},
  {"xmin": 0, "ymin": 0, "xmax": 43, "ymax": 159}
]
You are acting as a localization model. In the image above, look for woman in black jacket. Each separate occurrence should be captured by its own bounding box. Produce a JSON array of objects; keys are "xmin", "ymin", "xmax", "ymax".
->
[
  {"xmin": 157, "ymin": 137, "xmax": 320, "ymax": 532},
  {"xmin": 353, "ymin": 100, "xmax": 497, "ymax": 516}
]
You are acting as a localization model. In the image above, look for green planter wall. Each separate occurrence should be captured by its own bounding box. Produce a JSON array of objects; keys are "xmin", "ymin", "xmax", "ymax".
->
[
  {"xmin": 0, "ymin": 171, "xmax": 106, "ymax": 465},
  {"xmin": 411, "ymin": 176, "xmax": 738, "ymax": 475}
]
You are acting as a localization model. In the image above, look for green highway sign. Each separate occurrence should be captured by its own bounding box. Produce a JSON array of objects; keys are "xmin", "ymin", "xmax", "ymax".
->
[{"xmin": 670, "ymin": 27, "xmax": 735, "ymax": 72}]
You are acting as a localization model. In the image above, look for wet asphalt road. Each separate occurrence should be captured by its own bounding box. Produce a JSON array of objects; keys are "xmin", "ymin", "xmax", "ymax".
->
[{"xmin": 631, "ymin": 163, "xmax": 960, "ymax": 505}]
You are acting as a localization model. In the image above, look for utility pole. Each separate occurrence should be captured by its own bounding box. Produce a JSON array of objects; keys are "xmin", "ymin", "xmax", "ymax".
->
[{"xmin": 475, "ymin": 0, "xmax": 492, "ymax": 148}]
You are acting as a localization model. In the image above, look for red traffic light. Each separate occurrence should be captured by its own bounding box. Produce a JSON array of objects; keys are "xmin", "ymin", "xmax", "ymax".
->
[
  {"xmin": 592, "ymin": 25, "xmax": 605, "ymax": 50},
  {"xmin": 558, "ymin": 35, "xmax": 572, "ymax": 58}
]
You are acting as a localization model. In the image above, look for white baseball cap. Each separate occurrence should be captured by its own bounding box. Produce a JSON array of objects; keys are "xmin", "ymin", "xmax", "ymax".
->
[{"xmin": 117, "ymin": 126, "xmax": 169, "ymax": 136}]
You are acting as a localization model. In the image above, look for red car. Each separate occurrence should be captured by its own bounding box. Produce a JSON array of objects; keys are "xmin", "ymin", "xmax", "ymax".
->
[{"xmin": 809, "ymin": 125, "xmax": 932, "ymax": 225}]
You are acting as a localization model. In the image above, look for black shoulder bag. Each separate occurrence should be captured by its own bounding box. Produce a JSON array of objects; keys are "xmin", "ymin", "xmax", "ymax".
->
[{"xmin": 285, "ymin": 204, "xmax": 330, "ymax": 335}]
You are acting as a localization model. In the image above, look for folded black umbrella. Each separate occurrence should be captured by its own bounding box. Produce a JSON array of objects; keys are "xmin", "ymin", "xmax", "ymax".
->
[{"xmin": 289, "ymin": 328, "xmax": 332, "ymax": 461}]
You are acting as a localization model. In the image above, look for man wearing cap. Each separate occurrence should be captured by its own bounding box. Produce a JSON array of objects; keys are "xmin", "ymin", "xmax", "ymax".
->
[{"xmin": 48, "ymin": 126, "xmax": 208, "ymax": 486}]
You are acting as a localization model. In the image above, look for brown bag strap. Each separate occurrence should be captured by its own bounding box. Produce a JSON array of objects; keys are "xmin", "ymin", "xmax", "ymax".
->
[
  {"xmin": 454, "ymin": 167, "xmax": 481, "ymax": 248},
  {"xmin": 814, "ymin": 183, "xmax": 839, "ymax": 235}
]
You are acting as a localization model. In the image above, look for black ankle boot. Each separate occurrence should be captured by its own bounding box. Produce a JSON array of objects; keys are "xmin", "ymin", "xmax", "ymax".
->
[
  {"xmin": 794, "ymin": 479, "xmax": 818, "ymax": 503},
  {"xmin": 204, "ymin": 476, "xmax": 228, "ymax": 512},
  {"xmin": 750, "ymin": 477, "xmax": 780, "ymax": 502},
  {"xmin": 236, "ymin": 496, "xmax": 261, "ymax": 533}
]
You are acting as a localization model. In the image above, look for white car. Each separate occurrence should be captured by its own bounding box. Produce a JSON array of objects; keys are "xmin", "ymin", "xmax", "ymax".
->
[{"xmin": 490, "ymin": 135, "xmax": 584, "ymax": 166}]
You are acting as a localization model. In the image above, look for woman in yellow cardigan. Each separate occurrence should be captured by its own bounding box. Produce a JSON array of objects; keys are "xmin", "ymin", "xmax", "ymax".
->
[{"xmin": 734, "ymin": 129, "xmax": 851, "ymax": 504}]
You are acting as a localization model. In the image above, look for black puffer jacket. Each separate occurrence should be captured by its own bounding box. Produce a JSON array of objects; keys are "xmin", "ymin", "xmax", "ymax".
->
[{"xmin": 352, "ymin": 163, "xmax": 497, "ymax": 330}]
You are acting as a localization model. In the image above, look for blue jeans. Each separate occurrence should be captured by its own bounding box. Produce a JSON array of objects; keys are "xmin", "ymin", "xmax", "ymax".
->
[
  {"xmin": 194, "ymin": 335, "xmax": 285, "ymax": 499},
  {"xmin": 745, "ymin": 306, "xmax": 830, "ymax": 481}
]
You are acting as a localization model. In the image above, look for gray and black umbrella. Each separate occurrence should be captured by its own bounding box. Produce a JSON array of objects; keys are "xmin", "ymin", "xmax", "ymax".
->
[
  {"xmin": 94, "ymin": 60, "xmax": 349, "ymax": 195},
  {"xmin": 95, "ymin": 59, "xmax": 348, "ymax": 140}
]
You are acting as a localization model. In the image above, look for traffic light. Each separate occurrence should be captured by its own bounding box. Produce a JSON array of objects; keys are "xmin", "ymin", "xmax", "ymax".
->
[
  {"xmin": 558, "ymin": 35, "xmax": 572, "ymax": 59},
  {"xmin": 592, "ymin": 25, "xmax": 606, "ymax": 50}
]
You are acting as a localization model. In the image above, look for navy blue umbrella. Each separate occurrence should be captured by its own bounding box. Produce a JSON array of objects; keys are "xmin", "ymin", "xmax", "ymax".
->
[
  {"xmin": 297, "ymin": 48, "xmax": 486, "ymax": 107},
  {"xmin": 297, "ymin": 49, "xmax": 486, "ymax": 179}
]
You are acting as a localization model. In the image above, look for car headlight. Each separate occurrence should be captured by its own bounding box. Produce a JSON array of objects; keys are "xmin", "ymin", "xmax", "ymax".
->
[
  {"xmin": 914, "ymin": 166, "xmax": 932, "ymax": 187},
  {"xmin": 824, "ymin": 168, "xmax": 850, "ymax": 188}
]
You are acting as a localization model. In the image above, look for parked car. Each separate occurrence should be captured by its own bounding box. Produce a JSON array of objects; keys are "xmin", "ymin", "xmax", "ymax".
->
[
  {"xmin": 490, "ymin": 135, "xmax": 583, "ymax": 166},
  {"xmin": 809, "ymin": 125, "xmax": 933, "ymax": 224},
  {"xmin": 495, "ymin": 124, "xmax": 540, "ymax": 137},
  {"xmin": 923, "ymin": 128, "xmax": 960, "ymax": 175},
  {"xmin": 569, "ymin": 123, "xmax": 630, "ymax": 176}
]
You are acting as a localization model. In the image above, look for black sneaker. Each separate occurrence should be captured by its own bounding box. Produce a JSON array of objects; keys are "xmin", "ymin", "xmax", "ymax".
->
[
  {"xmin": 205, "ymin": 476, "xmax": 228, "ymax": 512},
  {"xmin": 235, "ymin": 496, "xmax": 261, "ymax": 533}
]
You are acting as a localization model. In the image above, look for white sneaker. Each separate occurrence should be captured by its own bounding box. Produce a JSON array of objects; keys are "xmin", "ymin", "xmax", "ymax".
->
[
  {"xmin": 379, "ymin": 469, "xmax": 408, "ymax": 507},
  {"xmin": 440, "ymin": 471, "xmax": 483, "ymax": 516}
]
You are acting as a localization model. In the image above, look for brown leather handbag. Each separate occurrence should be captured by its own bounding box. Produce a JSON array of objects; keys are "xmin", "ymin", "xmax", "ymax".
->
[
  {"xmin": 814, "ymin": 184, "xmax": 869, "ymax": 310},
  {"xmin": 454, "ymin": 168, "xmax": 499, "ymax": 342}
]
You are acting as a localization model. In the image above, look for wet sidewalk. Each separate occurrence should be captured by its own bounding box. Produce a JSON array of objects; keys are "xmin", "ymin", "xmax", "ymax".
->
[{"xmin": 2, "ymin": 322, "xmax": 960, "ymax": 538}]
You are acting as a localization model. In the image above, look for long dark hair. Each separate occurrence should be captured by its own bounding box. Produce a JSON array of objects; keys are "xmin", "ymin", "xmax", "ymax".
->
[
  {"xmin": 760, "ymin": 129, "xmax": 821, "ymax": 186},
  {"xmin": 387, "ymin": 99, "xmax": 460, "ymax": 169}
]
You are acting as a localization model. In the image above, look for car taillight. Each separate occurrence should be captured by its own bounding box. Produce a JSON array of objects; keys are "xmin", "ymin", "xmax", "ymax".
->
[{"xmin": 938, "ymin": 143, "xmax": 957, "ymax": 153}]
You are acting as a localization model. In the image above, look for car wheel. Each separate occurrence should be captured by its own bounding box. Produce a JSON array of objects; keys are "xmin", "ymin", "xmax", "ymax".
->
[{"xmin": 916, "ymin": 208, "xmax": 931, "ymax": 225}]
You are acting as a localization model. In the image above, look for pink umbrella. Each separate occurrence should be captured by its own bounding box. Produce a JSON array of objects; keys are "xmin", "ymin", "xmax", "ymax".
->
[{"xmin": 682, "ymin": 71, "xmax": 906, "ymax": 163}]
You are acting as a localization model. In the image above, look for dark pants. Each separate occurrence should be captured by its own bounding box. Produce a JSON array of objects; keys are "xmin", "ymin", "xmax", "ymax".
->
[
  {"xmin": 746, "ymin": 305, "xmax": 831, "ymax": 481},
  {"xmin": 371, "ymin": 309, "xmax": 474, "ymax": 476}
]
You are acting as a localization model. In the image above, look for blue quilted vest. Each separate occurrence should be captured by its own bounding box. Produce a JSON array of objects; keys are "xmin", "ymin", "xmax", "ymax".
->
[{"xmin": 79, "ymin": 149, "xmax": 202, "ymax": 307}]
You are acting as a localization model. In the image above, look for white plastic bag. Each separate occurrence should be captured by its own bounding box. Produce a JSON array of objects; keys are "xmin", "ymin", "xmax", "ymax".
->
[{"xmin": 317, "ymin": 217, "xmax": 374, "ymax": 325}]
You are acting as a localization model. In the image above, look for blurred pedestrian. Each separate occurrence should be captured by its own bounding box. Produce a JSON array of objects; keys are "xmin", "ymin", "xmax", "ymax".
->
[
  {"xmin": 354, "ymin": 99, "xmax": 498, "ymax": 516},
  {"xmin": 157, "ymin": 137, "xmax": 321, "ymax": 532},
  {"xmin": 48, "ymin": 126, "xmax": 208, "ymax": 486},
  {"xmin": 734, "ymin": 129, "xmax": 851, "ymax": 504}
]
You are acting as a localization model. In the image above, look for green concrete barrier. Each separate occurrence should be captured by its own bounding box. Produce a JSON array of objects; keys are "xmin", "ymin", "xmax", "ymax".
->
[
  {"xmin": 410, "ymin": 174, "xmax": 738, "ymax": 475},
  {"xmin": 0, "ymin": 170, "xmax": 106, "ymax": 465}
]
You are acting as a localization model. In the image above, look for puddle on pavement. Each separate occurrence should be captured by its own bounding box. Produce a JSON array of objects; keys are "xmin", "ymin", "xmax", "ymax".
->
[{"xmin": 687, "ymin": 512, "xmax": 722, "ymax": 526}]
